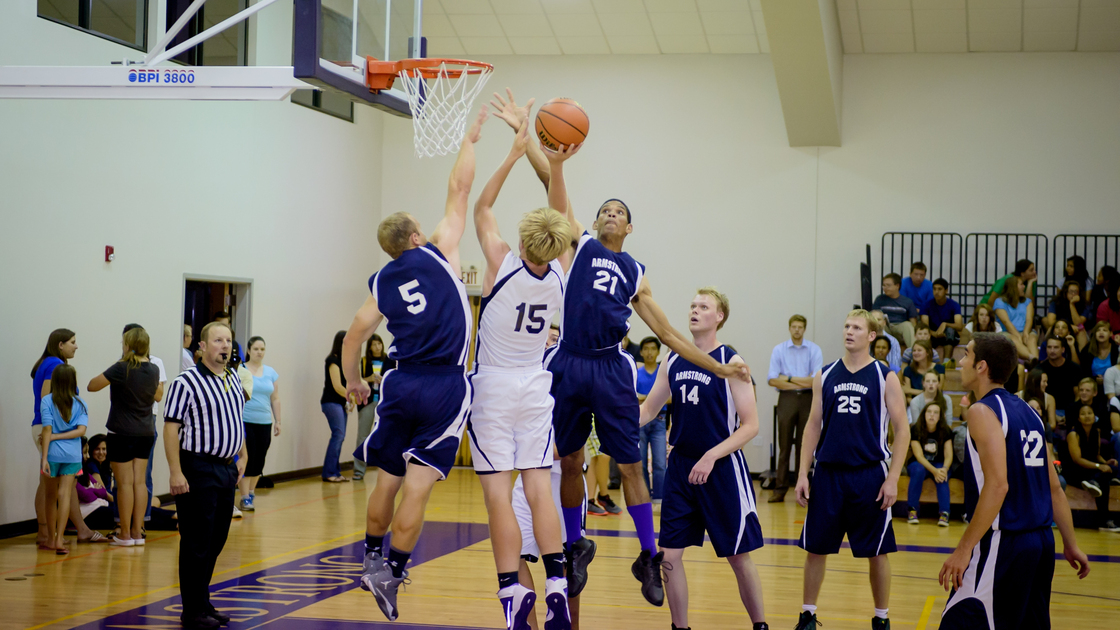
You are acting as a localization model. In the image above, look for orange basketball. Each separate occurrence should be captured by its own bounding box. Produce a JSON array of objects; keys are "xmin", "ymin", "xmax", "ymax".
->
[{"xmin": 535, "ymin": 98, "xmax": 589, "ymax": 151}]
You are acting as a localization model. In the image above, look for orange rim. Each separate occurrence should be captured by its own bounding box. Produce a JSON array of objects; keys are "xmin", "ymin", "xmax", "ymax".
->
[{"xmin": 366, "ymin": 57, "xmax": 493, "ymax": 91}]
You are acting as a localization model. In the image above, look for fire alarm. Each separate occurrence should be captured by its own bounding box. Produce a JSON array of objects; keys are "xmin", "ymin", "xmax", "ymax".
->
[{"xmin": 105, "ymin": 246, "xmax": 115, "ymax": 262}]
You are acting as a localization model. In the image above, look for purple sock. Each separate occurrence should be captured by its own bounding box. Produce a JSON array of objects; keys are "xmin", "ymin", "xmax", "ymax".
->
[
  {"xmin": 627, "ymin": 502, "xmax": 656, "ymax": 553},
  {"xmin": 562, "ymin": 505, "xmax": 584, "ymax": 546}
]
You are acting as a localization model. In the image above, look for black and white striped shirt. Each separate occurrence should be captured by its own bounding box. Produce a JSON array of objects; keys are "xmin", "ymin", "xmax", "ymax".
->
[{"xmin": 164, "ymin": 363, "xmax": 246, "ymax": 458}]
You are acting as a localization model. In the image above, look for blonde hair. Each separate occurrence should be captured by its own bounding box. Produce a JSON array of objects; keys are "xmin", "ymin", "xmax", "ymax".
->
[
  {"xmin": 378, "ymin": 212, "xmax": 419, "ymax": 259},
  {"xmin": 696, "ymin": 287, "xmax": 730, "ymax": 329},
  {"xmin": 200, "ymin": 321, "xmax": 231, "ymax": 344},
  {"xmin": 519, "ymin": 208, "xmax": 571, "ymax": 265},
  {"xmin": 183, "ymin": 324, "xmax": 192, "ymax": 337},
  {"xmin": 847, "ymin": 309, "xmax": 881, "ymax": 335},
  {"xmin": 121, "ymin": 328, "xmax": 150, "ymax": 369}
]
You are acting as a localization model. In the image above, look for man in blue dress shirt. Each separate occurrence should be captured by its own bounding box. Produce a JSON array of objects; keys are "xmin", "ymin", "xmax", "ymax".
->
[{"xmin": 766, "ymin": 315, "xmax": 823, "ymax": 503}]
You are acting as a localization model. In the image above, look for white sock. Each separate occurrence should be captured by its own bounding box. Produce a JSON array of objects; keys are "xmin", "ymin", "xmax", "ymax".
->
[
  {"xmin": 874, "ymin": 608, "xmax": 889, "ymax": 619},
  {"xmin": 802, "ymin": 605, "xmax": 817, "ymax": 615}
]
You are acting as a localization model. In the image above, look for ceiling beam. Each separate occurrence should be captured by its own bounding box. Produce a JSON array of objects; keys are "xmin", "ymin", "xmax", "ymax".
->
[{"xmin": 760, "ymin": 0, "xmax": 843, "ymax": 147}]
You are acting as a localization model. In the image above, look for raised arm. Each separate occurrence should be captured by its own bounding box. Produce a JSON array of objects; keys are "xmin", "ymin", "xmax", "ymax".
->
[
  {"xmin": 430, "ymin": 107, "xmax": 488, "ymax": 275},
  {"xmin": 474, "ymin": 121, "xmax": 529, "ymax": 293},
  {"xmin": 689, "ymin": 355, "xmax": 759, "ymax": 485},
  {"xmin": 342, "ymin": 294, "xmax": 385, "ymax": 406},
  {"xmin": 639, "ymin": 354, "xmax": 672, "ymax": 426},
  {"xmin": 490, "ymin": 89, "xmax": 549, "ymax": 189},
  {"xmin": 631, "ymin": 277, "xmax": 749, "ymax": 382},
  {"xmin": 545, "ymin": 143, "xmax": 584, "ymax": 241}
]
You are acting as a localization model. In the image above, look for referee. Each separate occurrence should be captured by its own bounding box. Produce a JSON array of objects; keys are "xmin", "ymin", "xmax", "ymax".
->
[{"xmin": 163, "ymin": 321, "xmax": 247, "ymax": 630}]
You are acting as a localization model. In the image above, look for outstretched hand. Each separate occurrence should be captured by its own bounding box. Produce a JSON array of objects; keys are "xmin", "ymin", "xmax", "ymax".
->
[
  {"xmin": 511, "ymin": 119, "xmax": 531, "ymax": 157},
  {"xmin": 715, "ymin": 361, "xmax": 751, "ymax": 383},
  {"xmin": 491, "ymin": 88, "xmax": 534, "ymax": 130},
  {"xmin": 465, "ymin": 105, "xmax": 488, "ymax": 144},
  {"xmin": 543, "ymin": 141, "xmax": 582, "ymax": 162}
]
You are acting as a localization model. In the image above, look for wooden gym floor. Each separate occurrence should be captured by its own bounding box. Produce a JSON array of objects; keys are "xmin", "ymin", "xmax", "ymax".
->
[{"xmin": 2, "ymin": 469, "xmax": 1118, "ymax": 630}]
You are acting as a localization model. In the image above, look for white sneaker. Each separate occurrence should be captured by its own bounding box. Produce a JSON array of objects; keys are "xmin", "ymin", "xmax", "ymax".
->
[
  {"xmin": 109, "ymin": 537, "xmax": 135, "ymax": 547},
  {"xmin": 232, "ymin": 505, "xmax": 244, "ymax": 519},
  {"xmin": 1082, "ymin": 480, "xmax": 1103, "ymax": 498},
  {"xmin": 1100, "ymin": 520, "xmax": 1120, "ymax": 533},
  {"xmin": 498, "ymin": 583, "xmax": 536, "ymax": 630}
]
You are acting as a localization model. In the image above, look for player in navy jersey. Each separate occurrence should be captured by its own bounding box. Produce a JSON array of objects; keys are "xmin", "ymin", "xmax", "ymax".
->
[
  {"xmin": 341, "ymin": 108, "xmax": 486, "ymax": 622},
  {"xmin": 470, "ymin": 113, "xmax": 573, "ymax": 630},
  {"xmin": 529, "ymin": 135, "xmax": 750, "ymax": 608},
  {"xmin": 638, "ymin": 289, "xmax": 769, "ymax": 630},
  {"xmin": 794, "ymin": 310, "xmax": 911, "ymax": 630},
  {"xmin": 938, "ymin": 333, "xmax": 1089, "ymax": 630}
]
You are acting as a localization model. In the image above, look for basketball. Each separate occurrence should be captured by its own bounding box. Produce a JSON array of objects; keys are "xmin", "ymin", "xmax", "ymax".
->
[{"xmin": 535, "ymin": 98, "xmax": 589, "ymax": 151}]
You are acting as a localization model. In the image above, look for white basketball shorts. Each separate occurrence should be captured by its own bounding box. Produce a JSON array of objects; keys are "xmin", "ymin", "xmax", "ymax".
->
[
  {"xmin": 514, "ymin": 461, "xmax": 589, "ymax": 560},
  {"xmin": 466, "ymin": 366, "xmax": 556, "ymax": 473}
]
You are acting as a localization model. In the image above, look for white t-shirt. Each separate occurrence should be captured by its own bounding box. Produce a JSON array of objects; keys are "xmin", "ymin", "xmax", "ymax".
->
[
  {"xmin": 181, "ymin": 347, "xmax": 194, "ymax": 372},
  {"xmin": 150, "ymin": 355, "xmax": 166, "ymax": 415},
  {"xmin": 965, "ymin": 321, "xmax": 1005, "ymax": 333},
  {"xmin": 1104, "ymin": 365, "xmax": 1120, "ymax": 399}
]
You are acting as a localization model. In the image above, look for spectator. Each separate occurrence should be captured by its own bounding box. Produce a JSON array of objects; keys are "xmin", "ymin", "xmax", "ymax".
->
[
  {"xmin": 1096, "ymin": 282, "xmax": 1120, "ymax": 332},
  {"xmin": 1089, "ymin": 266, "xmax": 1119, "ymax": 322},
  {"xmin": 620, "ymin": 334, "xmax": 642, "ymax": 363},
  {"xmin": 239, "ymin": 336, "xmax": 281, "ymax": 510},
  {"xmin": 321, "ymin": 330, "xmax": 350, "ymax": 483},
  {"xmin": 900, "ymin": 323, "xmax": 942, "ymax": 364},
  {"xmin": 1105, "ymin": 355, "xmax": 1120, "ymax": 402},
  {"xmin": 869, "ymin": 310, "xmax": 902, "ymax": 372},
  {"xmin": 908, "ymin": 371, "xmax": 954, "ymax": 425},
  {"xmin": 635, "ymin": 336, "xmax": 667, "ymax": 504},
  {"xmin": 584, "ymin": 423, "xmax": 619, "ymax": 515},
  {"xmin": 546, "ymin": 324, "xmax": 560, "ymax": 348},
  {"xmin": 1039, "ymin": 335, "xmax": 1082, "ymax": 423},
  {"xmin": 766, "ymin": 314, "xmax": 823, "ymax": 503},
  {"xmin": 901, "ymin": 340, "xmax": 944, "ymax": 397},
  {"xmin": 86, "ymin": 434, "xmax": 112, "ymax": 492},
  {"xmin": 906, "ymin": 400, "xmax": 953, "ymax": 527},
  {"xmin": 900, "ymin": 262, "xmax": 934, "ymax": 311},
  {"xmin": 1064, "ymin": 405, "xmax": 1120, "ymax": 532},
  {"xmin": 992, "ymin": 276, "xmax": 1037, "ymax": 361},
  {"xmin": 1069, "ymin": 377, "xmax": 1110, "ymax": 428},
  {"xmin": 1081, "ymin": 322, "xmax": 1119, "ymax": 386},
  {"xmin": 30, "ymin": 328, "xmax": 78, "ymax": 549},
  {"xmin": 965, "ymin": 303, "xmax": 1003, "ymax": 335},
  {"xmin": 181, "ymin": 324, "xmax": 194, "ymax": 372},
  {"xmin": 922, "ymin": 278, "xmax": 963, "ymax": 363},
  {"xmin": 1065, "ymin": 255, "xmax": 1093, "ymax": 295},
  {"xmin": 354, "ymin": 334, "xmax": 393, "ymax": 482},
  {"xmin": 872, "ymin": 337, "xmax": 893, "ymax": 369},
  {"xmin": 87, "ymin": 327, "xmax": 162, "ymax": 546},
  {"xmin": 872, "ymin": 273, "xmax": 918, "ymax": 348},
  {"xmin": 983, "ymin": 258, "xmax": 1037, "ymax": 307},
  {"xmin": 123, "ymin": 324, "xmax": 166, "ymax": 530},
  {"xmin": 76, "ymin": 438, "xmax": 113, "ymax": 527},
  {"xmin": 1041, "ymin": 319, "xmax": 1080, "ymax": 364},
  {"xmin": 1017, "ymin": 369, "xmax": 1057, "ymax": 431},
  {"xmin": 39, "ymin": 364, "xmax": 89, "ymax": 554},
  {"xmin": 1045, "ymin": 280, "xmax": 1090, "ymax": 347},
  {"xmin": 213, "ymin": 312, "xmax": 244, "ymax": 367},
  {"xmin": 1110, "ymin": 397, "xmax": 1120, "ymax": 465}
]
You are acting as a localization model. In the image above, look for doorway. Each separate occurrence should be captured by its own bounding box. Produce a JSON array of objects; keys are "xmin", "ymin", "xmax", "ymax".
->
[{"xmin": 182, "ymin": 275, "xmax": 252, "ymax": 368}]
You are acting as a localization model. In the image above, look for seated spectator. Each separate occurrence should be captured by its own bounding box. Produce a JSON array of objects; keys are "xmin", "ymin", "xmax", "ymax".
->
[
  {"xmin": 81, "ymin": 437, "xmax": 179, "ymax": 532},
  {"xmin": 965, "ymin": 303, "xmax": 1004, "ymax": 335},
  {"xmin": 1017, "ymin": 369, "xmax": 1057, "ymax": 431},
  {"xmin": 1044, "ymin": 280, "xmax": 1090, "ymax": 347},
  {"xmin": 901, "ymin": 340, "xmax": 945, "ymax": 397},
  {"xmin": 922, "ymin": 278, "xmax": 963, "ymax": 362},
  {"xmin": 85, "ymin": 434, "xmax": 113, "ymax": 492},
  {"xmin": 872, "ymin": 337, "xmax": 894, "ymax": 371},
  {"xmin": 873, "ymin": 273, "xmax": 918, "ymax": 348},
  {"xmin": 900, "ymin": 262, "xmax": 934, "ymax": 311},
  {"xmin": 1081, "ymin": 322, "xmax": 1118, "ymax": 385},
  {"xmin": 1065, "ymin": 255, "xmax": 1094, "ymax": 296},
  {"xmin": 1089, "ymin": 266, "xmax": 1119, "ymax": 324},
  {"xmin": 1040, "ymin": 319, "xmax": 1081, "ymax": 364},
  {"xmin": 908, "ymin": 371, "xmax": 954, "ymax": 425},
  {"xmin": 901, "ymin": 323, "xmax": 942, "ymax": 364},
  {"xmin": 1063, "ymin": 405, "xmax": 1120, "ymax": 532},
  {"xmin": 1068, "ymin": 378, "xmax": 1111, "ymax": 433},
  {"xmin": 992, "ymin": 276, "xmax": 1037, "ymax": 361},
  {"xmin": 77, "ymin": 438, "xmax": 112, "ymax": 519},
  {"xmin": 906, "ymin": 401, "xmax": 953, "ymax": 527},
  {"xmin": 1096, "ymin": 283, "xmax": 1120, "ymax": 333},
  {"xmin": 870, "ymin": 310, "xmax": 902, "ymax": 372},
  {"xmin": 1105, "ymin": 356, "xmax": 1120, "ymax": 402},
  {"xmin": 1039, "ymin": 335, "xmax": 1082, "ymax": 425},
  {"xmin": 1110, "ymin": 397, "xmax": 1120, "ymax": 462},
  {"xmin": 983, "ymin": 258, "xmax": 1037, "ymax": 307}
]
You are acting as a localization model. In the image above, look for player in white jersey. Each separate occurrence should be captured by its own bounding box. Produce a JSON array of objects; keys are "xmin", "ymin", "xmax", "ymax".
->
[{"xmin": 470, "ymin": 112, "xmax": 574, "ymax": 630}]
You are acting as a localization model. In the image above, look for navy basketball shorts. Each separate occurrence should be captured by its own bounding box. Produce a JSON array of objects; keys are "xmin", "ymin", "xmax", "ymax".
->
[
  {"xmin": 659, "ymin": 450, "xmax": 763, "ymax": 558},
  {"xmin": 354, "ymin": 364, "xmax": 471, "ymax": 479},
  {"xmin": 543, "ymin": 342, "xmax": 641, "ymax": 464},
  {"xmin": 798, "ymin": 462, "xmax": 897, "ymax": 558},
  {"xmin": 939, "ymin": 527, "xmax": 1055, "ymax": 630}
]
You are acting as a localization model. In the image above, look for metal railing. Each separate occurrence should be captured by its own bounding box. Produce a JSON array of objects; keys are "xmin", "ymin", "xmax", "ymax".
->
[
  {"xmin": 880, "ymin": 232, "xmax": 964, "ymax": 294},
  {"xmin": 1052, "ymin": 234, "xmax": 1120, "ymax": 298},
  {"xmin": 961, "ymin": 234, "xmax": 1051, "ymax": 318}
]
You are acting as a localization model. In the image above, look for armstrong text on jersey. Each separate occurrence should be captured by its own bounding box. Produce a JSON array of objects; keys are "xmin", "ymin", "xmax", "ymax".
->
[
  {"xmin": 833, "ymin": 382, "xmax": 869, "ymax": 395},
  {"xmin": 674, "ymin": 370, "xmax": 712, "ymax": 386}
]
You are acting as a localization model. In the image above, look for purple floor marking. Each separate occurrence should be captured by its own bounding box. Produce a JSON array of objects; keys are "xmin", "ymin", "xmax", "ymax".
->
[
  {"xmin": 261, "ymin": 619, "xmax": 493, "ymax": 630},
  {"xmin": 70, "ymin": 521, "xmax": 490, "ymax": 630}
]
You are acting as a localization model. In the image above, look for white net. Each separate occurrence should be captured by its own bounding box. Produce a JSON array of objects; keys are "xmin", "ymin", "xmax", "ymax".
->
[{"xmin": 398, "ymin": 60, "xmax": 493, "ymax": 158}]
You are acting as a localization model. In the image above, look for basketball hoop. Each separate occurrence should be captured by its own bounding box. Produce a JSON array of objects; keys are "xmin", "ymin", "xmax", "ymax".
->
[{"xmin": 367, "ymin": 58, "xmax": 494, "ymax": 158}]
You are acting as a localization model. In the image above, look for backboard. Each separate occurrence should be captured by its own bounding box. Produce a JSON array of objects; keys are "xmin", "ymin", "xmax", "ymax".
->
[{"xmin": 293, "ymin": 0, "xmax": 425, "ymax": 118}]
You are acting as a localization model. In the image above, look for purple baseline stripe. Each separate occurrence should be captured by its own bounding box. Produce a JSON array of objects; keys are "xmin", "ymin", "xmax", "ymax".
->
[
  {"xmin": 262, "ymin": 619, "xmax": 493, "ymax": 630},
  {"xmin": 69, "ymin": 521, "xmax": 490, "ymax": 630}
]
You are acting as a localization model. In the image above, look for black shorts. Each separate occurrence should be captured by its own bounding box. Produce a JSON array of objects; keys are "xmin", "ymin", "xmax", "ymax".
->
[
  {"xmin": 106, "ymin": 433, "xmax": 157, "ymax": 463},
  {"xmin": 244, "ymin": 423, "xmax": 273, "ymax": 477}
]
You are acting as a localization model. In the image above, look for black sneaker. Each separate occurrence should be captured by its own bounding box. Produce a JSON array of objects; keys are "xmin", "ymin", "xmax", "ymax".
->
[
  {"xmin": 567, "ymin": 536, "xmax": 596, "ymax": 598},
  {"xmin": 872, "ymin": 617, "xmax": 890, "ymax": 630},
  {"xmin": 180, "ymin": 613, "xmax": 220, "ymax": 629},
  {"xmin": 794, "ymin": 611, "xmax": 821, "ymax": 630},
  {"xmin": 206, "ymin": 606, "xmax": 230, "ymax": 626},
  {"xmin": 597, "ymin": 494, "xmax": 622, "ymax": 515},
  {"xmin": 753, "ymin": 623, "xmax": 770, "ymax": 630},
  {"xmin": 631, "ymin": 549, "xmax": 664, "ymax": 606}
]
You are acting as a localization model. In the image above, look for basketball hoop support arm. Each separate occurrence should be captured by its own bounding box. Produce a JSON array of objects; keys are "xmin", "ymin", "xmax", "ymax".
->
[{"xmin": 143, "ymin": 0, "xmax": 281, "ymax": 67}]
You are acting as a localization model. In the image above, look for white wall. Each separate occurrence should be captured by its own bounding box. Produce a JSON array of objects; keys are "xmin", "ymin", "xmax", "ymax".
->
[
  {"xmin": 379, "ymin": 52, "xmax": 1120, "ymax": 470},
  {"xmin": 0, "ymin": 1, "xmax": 385, "ymax": 526}
]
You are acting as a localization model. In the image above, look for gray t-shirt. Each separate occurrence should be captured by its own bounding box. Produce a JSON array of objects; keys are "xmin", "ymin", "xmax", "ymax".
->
[
  {"xmin": 104, "ymin": 361, "xmax": 159, "ymax": 436},
  {"xmin": 873, "ymin": 294, "xmax": 918, "ymax": 324}
]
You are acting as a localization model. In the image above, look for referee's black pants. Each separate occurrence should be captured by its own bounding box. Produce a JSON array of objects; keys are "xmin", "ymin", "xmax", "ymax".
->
[{"xmin": 176, "ymin": 451, "xmax": 237, "ymax": 618}]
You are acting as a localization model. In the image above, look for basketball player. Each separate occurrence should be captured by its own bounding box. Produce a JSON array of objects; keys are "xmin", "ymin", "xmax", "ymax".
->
[
  {"xmin": 638, "ymin": 288, "xmax": 769, "ymax": 630},
  {"xmin": 938, "ymin": 333, "xmax": 1089, "ymax": 630},
  {"xmin": 794, "ymin": 309, "xmax": 910, "ymax": 630},
  {"xmin": 469, "ymin": 117, "xmax": 572, "ymax": 629},
  {"xmin": 342, "ymin": 108, "xmax": 486, "ymax": 622},
  {"xmin": 537, "ymin": 133, "xmax": 751, "ymax": 607}
]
